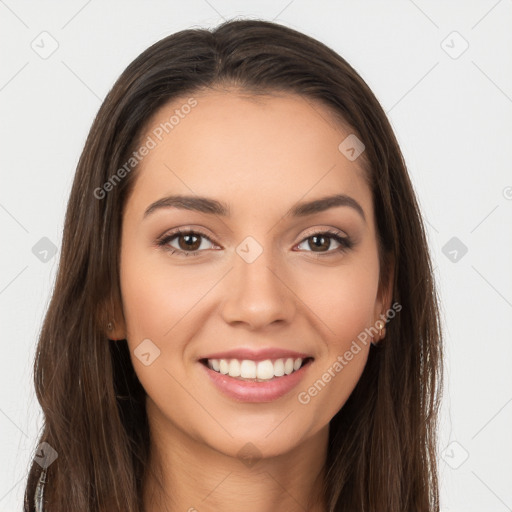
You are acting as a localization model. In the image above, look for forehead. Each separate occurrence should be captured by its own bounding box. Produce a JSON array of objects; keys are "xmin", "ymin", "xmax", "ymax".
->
[{"xmin": 126, "ymin": 90, "xmax": 373, "ymax": 221}]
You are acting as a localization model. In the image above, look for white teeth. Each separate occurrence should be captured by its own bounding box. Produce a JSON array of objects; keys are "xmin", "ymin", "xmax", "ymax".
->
[
  {"xmin": 228, "ymin": 359, "xmax": 241, "ymax": 377},
  {"xmin": 219, "ymin": 359, "xmax": 229, "ymax": 375},
  {"xmin": 206, "ymin": 357, "xmax": 308, "ymax": 380},
  {"xmin": 273, "ymin": 359, "xmax": 285, "ymax": 377},
  {"xmin": 256, "ymin": 360, "xmax": 274, "ymax": 380},
  {"xmin": 240, "ymin": 360, "xmax": 257, "ymax": 378}
]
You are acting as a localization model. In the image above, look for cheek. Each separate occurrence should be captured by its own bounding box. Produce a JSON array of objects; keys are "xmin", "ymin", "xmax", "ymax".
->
[
  {"xmin": 119, "ymin": 246, "xmax": 212, "ymax": 344},
  {"xmin": 118, "ymin": 246, "xmax": 222, "ymax": 401},
  {"xmin": 292, "ymin": 255, "xmax": 379, "ymax": 422},
  {"xmin": 118, "ymin": 249, "xmax": 202, "ymax": 413},
  {"xmin": 297, "ymin": 256, "xmax": 380, "ymax": 346}
]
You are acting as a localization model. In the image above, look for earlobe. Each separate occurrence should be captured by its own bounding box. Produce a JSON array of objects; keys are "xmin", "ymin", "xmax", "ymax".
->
[
  {"xmin": 98, "ymin": 293, "xmax": 127, "ymax": 340},
  {"xmin": 106, "ymin": 318, "xmax": 127, "ymax": 340}
]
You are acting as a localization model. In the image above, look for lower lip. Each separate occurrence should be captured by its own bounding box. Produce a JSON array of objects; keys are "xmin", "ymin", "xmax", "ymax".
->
[{"xmin": 200, "ymin": 359, "xmax": 313, "ymax": 403}]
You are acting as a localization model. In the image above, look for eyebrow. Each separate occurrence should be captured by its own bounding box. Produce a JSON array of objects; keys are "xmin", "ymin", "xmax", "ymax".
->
[{"xmin": 143, "ymin": 193, "xmax": 366, "ymax": 222}]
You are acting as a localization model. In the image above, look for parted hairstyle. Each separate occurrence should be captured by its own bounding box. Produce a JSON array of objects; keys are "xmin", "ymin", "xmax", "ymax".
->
[{"xmin": 24, "ymin": 18, "xmax": 443, "ymax": 512}]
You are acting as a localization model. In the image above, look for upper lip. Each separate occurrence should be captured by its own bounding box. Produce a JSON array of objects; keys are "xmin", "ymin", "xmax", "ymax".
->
[{"xmin": 199, "ymin": 348, "xmax": 313, "ymax": 362}]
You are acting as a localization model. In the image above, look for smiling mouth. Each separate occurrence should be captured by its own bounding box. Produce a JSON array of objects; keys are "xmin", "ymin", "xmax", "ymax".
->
[{"xmin": 199, "ymin": 357, "xmax": 314, "ymax": 382}]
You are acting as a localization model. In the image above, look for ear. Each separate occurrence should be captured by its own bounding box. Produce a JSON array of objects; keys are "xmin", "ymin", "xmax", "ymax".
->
[
  {"xmin": 107, "ymin": 316, "xmax": 127, "ymax": 341},
  {"xmin": 98, "ymin": 292, "xmax": 127, "ymax": 341},
  {"xmin": 373, "ymin": 255, "xmax": 395, "ymax": 327}
]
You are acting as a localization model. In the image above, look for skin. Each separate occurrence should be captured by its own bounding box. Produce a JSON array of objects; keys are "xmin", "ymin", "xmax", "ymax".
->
[{"xmin": 110, "ymin": 89, "xmax": 392, "ymax": 512}]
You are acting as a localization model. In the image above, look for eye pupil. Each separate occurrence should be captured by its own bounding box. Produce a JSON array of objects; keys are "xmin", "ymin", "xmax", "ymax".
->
[
  {"xmin": 310, "ymin": 235, "xmax": 329, "ymax": 251},
  {"xmin": 179, "ymin": 233, "xmax": 201, "ymax": 251}
]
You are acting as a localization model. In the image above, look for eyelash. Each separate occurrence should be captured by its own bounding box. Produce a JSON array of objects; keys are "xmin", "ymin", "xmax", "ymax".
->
[{"xmin": 156, "ymin": 228, "xmax": 354, "ymax": 258}]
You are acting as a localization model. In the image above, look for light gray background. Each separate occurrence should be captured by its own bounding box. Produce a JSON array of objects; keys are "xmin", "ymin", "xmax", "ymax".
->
[{"xmin": 1, "ymin": 1, "xmax": 511, "ymax": 511}]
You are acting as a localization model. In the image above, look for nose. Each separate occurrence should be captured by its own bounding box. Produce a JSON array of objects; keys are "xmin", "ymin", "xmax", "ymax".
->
[{"xmin": 220, "ymin": 246, "xmax": 296, "ymax": 330}]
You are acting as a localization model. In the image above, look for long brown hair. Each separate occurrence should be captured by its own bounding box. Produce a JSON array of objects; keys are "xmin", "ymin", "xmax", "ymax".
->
[{"xmin": 24, "ymin": 18, "xmax": 443, "ymax": 512}]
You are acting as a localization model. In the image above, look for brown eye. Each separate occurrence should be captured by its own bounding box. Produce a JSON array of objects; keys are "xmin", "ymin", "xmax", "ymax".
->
[
  {"xmin": 157, "ymin": 229, "xmax": 216, "ymax": 256},
  {"xmin": 296, "ymin": 231, "xmax": 353, "ymax": 255},
  {"xmin": 307, "ymin": 235, "xmax": 331, "ymax": 252},
  {"xmin": 176, "ymin": 233, "xmax": 202, "ymax": 251}
]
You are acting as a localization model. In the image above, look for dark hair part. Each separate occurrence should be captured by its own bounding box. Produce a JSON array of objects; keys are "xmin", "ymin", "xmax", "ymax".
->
[{"xmin": 24, "ymin": 18, "xmax": 443, "ymax": 512}]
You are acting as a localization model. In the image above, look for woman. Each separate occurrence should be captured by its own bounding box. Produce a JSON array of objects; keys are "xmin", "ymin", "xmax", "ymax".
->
[{"xmin": 24, "ymin": 18, "xmax": 443, "ymax": 512}]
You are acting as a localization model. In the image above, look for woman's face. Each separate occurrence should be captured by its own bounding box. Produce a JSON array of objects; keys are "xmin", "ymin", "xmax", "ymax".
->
[{"xmin": 116, "ymin": 90, "xmax": 388, "ymax": 459}]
